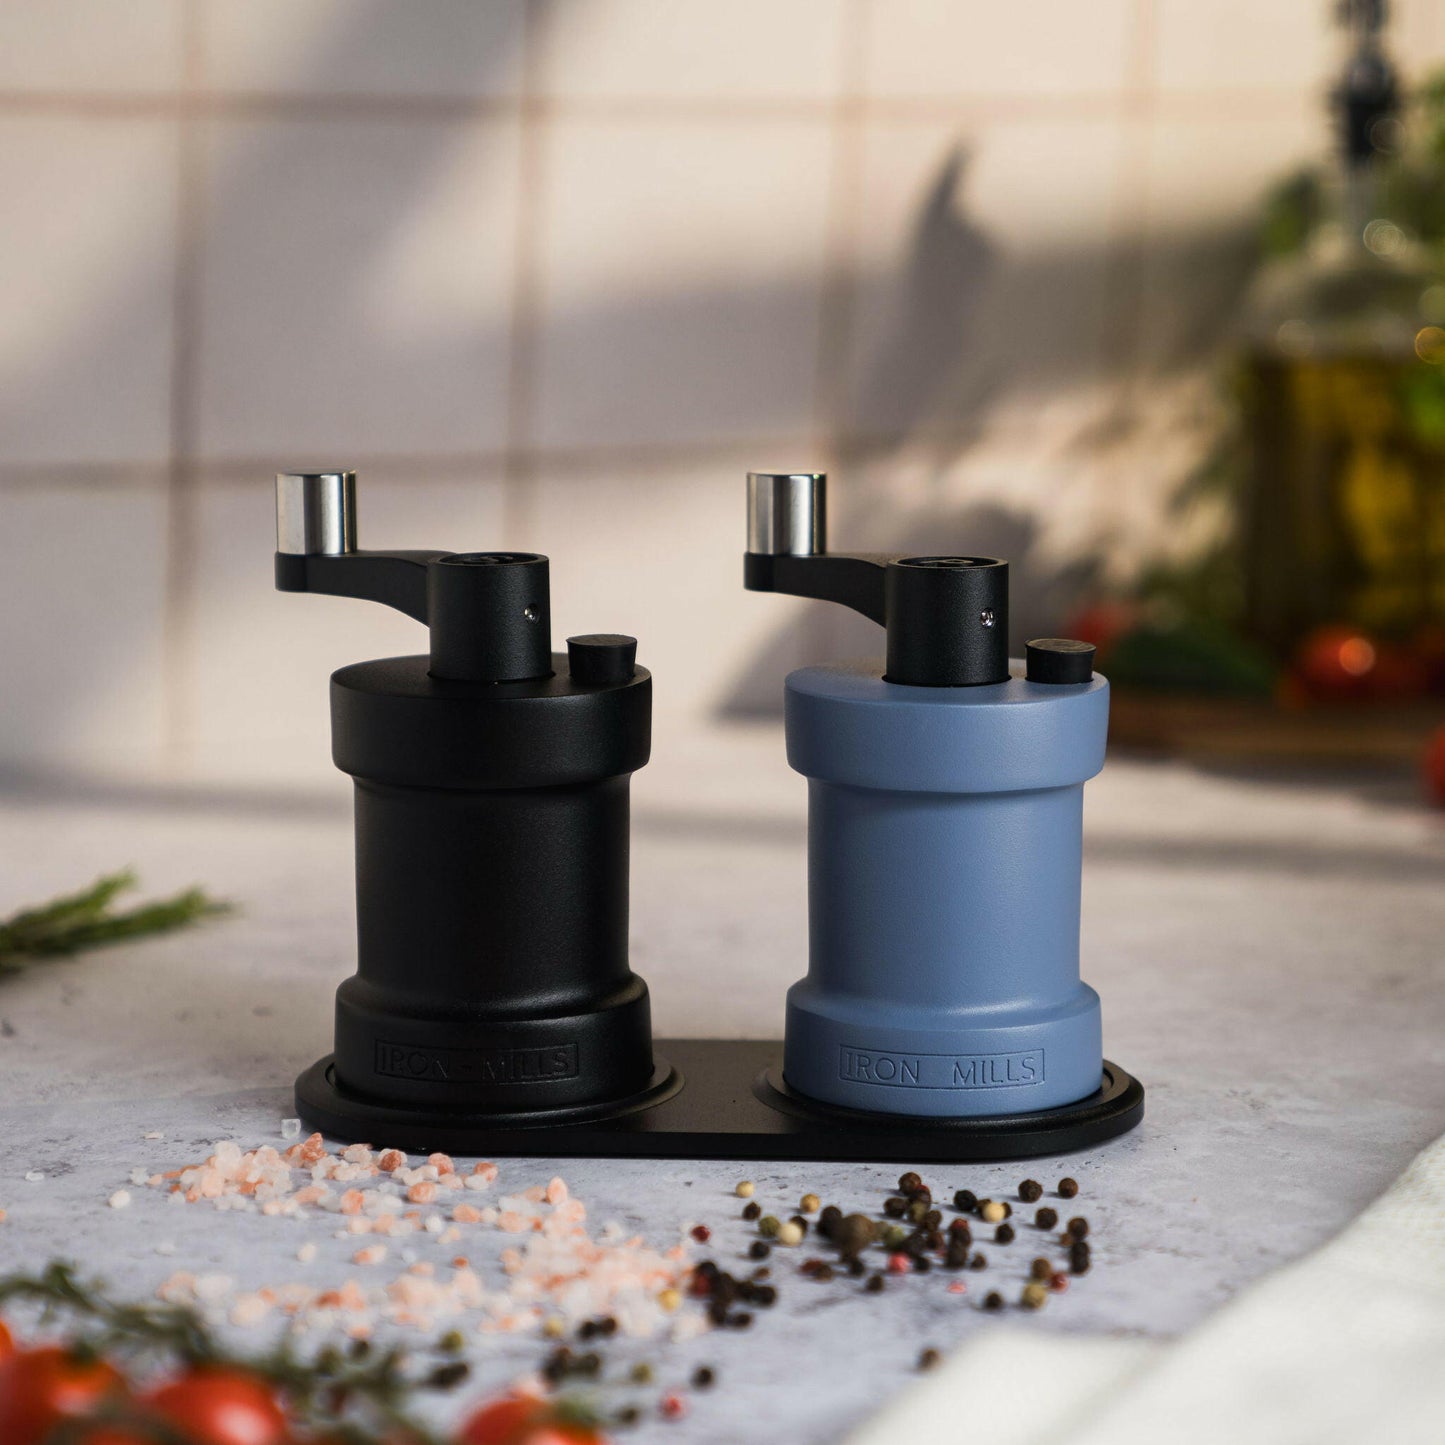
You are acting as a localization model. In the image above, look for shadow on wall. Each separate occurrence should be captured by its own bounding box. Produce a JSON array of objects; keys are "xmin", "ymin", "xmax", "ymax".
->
[{"xmin": 717, "ymin": 139, "xmax": 1260, "ymax": 718}]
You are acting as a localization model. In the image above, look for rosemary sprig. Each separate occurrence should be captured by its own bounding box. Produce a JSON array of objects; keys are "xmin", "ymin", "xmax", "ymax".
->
[
  {"xmin": 0, "ymin": 1262, "xmax": 456, "ymax": 1445},
  {"xmin": 0, "ymin": 871, "xmax": 231, "ymax": 976}
]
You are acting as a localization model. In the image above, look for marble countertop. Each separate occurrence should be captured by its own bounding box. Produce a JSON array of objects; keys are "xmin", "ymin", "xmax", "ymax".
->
[{"xmin": 1, "ymin": 728, "xmax": 1443, "ymax": 1442}]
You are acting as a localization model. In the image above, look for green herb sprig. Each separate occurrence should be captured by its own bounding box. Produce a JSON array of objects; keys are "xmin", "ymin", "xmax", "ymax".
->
[{"xmin": 0, "ymin": 870, "xmax": 231, "ymax": 976}]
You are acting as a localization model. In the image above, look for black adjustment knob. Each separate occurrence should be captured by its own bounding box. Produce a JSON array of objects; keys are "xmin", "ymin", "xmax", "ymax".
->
[
  {"xmin": 568, "ymin": 634, "xmax": 638, "ymax": 687},
  {"xmin": 1026, "ymin": 637, "xmax": 1095, "ymax": 685}
]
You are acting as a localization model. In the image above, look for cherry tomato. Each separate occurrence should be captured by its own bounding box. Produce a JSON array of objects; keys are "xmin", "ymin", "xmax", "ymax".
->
[
  {"xmin": 0, "ymin": 1319, "xmax": 13, "ymax": 1362},
  {"xmin": 144, "ymin": 1367, "xmax": 289, "ymax": 1445},
  {"xmin": 457, "ymin": 1392, "xmax": 606, "ymax": 1445},
  {"xmin": 0, "ymin": 1345, "xmax": 126, "ymax": 1445},
  {"xmin": 1294, "ymin": 625, "xmax": 1378, "ymax": 698},
  {"xmin": 1424, "ymin": 724, "xmax": 1445, "ymax": 807}
]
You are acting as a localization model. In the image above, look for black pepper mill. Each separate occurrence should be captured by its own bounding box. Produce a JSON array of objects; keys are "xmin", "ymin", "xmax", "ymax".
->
[{"xmin": 275, "ymin": 472, "xmax": 675, "ymax": 1145}]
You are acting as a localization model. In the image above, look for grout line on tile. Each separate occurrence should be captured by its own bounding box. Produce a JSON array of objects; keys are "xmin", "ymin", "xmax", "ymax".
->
[
  {"xmin": 499, "ymin": 0, "xmax": 552, "ymax": 547},
  {"xmin": 159, "ymin": 0, "xmax": 206, "ymax": 777},
  {"xmin": 810, "ymin": 0, "xmax": 870, "ymax": 462}
]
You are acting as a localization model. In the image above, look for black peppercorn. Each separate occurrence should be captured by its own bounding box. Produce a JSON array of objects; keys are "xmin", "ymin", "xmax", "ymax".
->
[
  {"xmin": 919, "ymin": 1348, "xmax": 942, "ymax": 1371},
  {"xmin": 954, "ymin": 1189, "xmax": 978, "ymax": 1213},
  {"xmin": 837, "ymin": 1213, "xmax": 877, "ymax": 1257},
  {"xmin": 1035, "ymin": 1207, "xmax": 1058, "ymax": 1230},
  {"xmin": 945, "ymin": 1238, "xmax": 970, "ymax": 1269},
  {"xmin": 898, "ymin": 1171, "xmax": 923, "ymax": 1195},
  {"xmin": 969, "ymin": 1252, "xmax": 987, "ymax": 1270},
  {"xmin": 1019, "ymin": 1179, "xmax": 1043, "ymax": 1203},
  {"xmin": 865, "ymin": 1272, "xmax": 885, "ymax": 1293},
  {"xmin": 1066, "ymin": 1217, "xmax": 1089, "ymax": 1241},
  {"xmin": 924, "ymin": 1209, "xmax": 942, "ymax": 1229},
  {"xmin": 847, "ymin": 1256, "xmax": 866, "ymax": 1277},
  {"xmin": 983, "ymin": 1291, "xmax": 1004, "ymax": 1311},
  {"xmin": 884, "ymin": 1196, "xmax": 906, "ymax": 1218},
  {"xmin": 1058, "ymin": 1177, "xmax": 1079, "ymax": 1199},
  {"xmin": 617, "ymin": 1406, "xmax": 640, "ymax": 1427},
  {"xmin": 995, "ymin": 1223, "xmax": 1015, "ymax": 1244},
  {"xmin": 819, "ymin": 1204, "xmax": 843, "ymax": 1238},
  {"xmin": 755, "ymin": 1285, "xmax": 778, "ymax": 1305},
  {"xmin": 914, "ymin": 1255, "xmax": 932, "ymax": 1273},
  {"xmin": 749, "ymin": 1240, "xmax": 770, "ymax": 1260},
  {"xmin": 790, "ymin": 1214, "xmax": 810, "ymax": 1234},
  {"xmin": 727, "ymin": 1311, "xmax": 754, "ymax": 1328},
  {"xmin": 742, "ymin": 1201, "xmax": 761, "ymax": 1221},
  {"xmin": 815, "ymin": 1264, "xmax": 835, "ymax": 1282},
  {"xmin": 1069, "ymin": 1242, "xmax": 1091, "ymax": 1275},
  {"xmin": 692, "ymin": 1366, "xmax": 716, "ymax": 1388},
  {"xmin": 1030, "ymin": 1257, "xmax": 1052, "ymax": 1282}
]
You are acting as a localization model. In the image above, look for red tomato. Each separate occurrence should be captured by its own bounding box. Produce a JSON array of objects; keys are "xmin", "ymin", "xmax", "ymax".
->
[
  {"xmin": 1294, "ymin": 625, "xmax": 1379, "ymax": 698},
  {"xmin": 0, "ymin": 1345, "xmax": 126, "ymax": 1444},
  {"xmin": 457, "ymin": 1392, "xmax": 605, "ymax": 1445},
  {"xmin": 145, "ymin": 1368, "xmax": 289, "ymax": 1445},
  {"xmin": 1424, "ymin": 724, "xmax": 1445, "ymax": 807},
  {"xmin": 0, "ymin": 1320, "xmax": 13, "ymax": 1362}
]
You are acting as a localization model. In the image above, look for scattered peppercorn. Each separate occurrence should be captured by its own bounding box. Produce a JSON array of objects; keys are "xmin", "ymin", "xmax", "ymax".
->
[
  {"xmin": 983, "ymin": 1291, "xmax": 1004, "ymax": 1311},
  {"xmin": 690, "ymin": 1224, "xmax": 711, "ymax": 1243},
  {"xmin": 882, "ymin": 1224, "xmax": 908, "ymax": 1249},
  {"xmin": 980, "ymin": 1200, "xmax": 1006, "ymax": 1223},
  {"xmin": 1069, "ymin": 1242, "xmax": 1091, "ymax": 1275},
  {"xmin": 866, "ymin": 1273, "xmax": 885, "ymax": 1293},
  {"xmin": 847, "ymin": 1257, "xmax": 866, "ymax": 1277},
  {"xmin": 969, "ymin": 1253, "xmax": 987, "ymax": 1270},
  {"xmin": 994, "ymin": 1223, "xmax": 1015, "ymax": 1244},
  {"xmin": 631, "ymin": 1362, "xmax": 654, "ymax": 1384},
  {"xmin": 692, "ymin": 1366, "xmax": 716, "ymax": 1389},
  {"xmin": 945, "ymin": 1237, "xmax": 971, "ymax": 1269},
  {"xmin": 924, "ymin": 1209, "xmax": 942, "ymax": 1229},
  {"xmin": 426, "ymin": 1361, "xmax": 471, "ymax": 1389},
  {"xmin": 758, "ymin": 1215, "xmax": 780, "ymax": 1238},
  {"xmin": 1066, "ymin": 1217, "xmax": 1089, "ymax": 1241},
  {"xmin": 1030, "ymin": 1258, "xmax": 1052, "ymax": 1282},
  {"xmin": 741, "ymin": 1201, "xmax": 761, "ymax": 1221},
  {"xmin": 777, "ymin": 1220, "xmax": 805, "ymax": 1247},
  {"xmin": 887, "ymin": 1252, "xmax": 911, "ymax": 1274},
  {"xmin": 617, "ymin": 1405, "xmax": 640, "ymax": 1427},
  {"xmin": 660, "ymin": 1393, "xmax": 687, "ymax": 1419},
  {"xmin": 819, "ymin": 1204, "xmax": 843, "ymax": 1238},
  {"xmin": 954, "ymin": 1189, "xmax": 978, "ymax": 1213},
  {"xmin": 727, "ymin": 1311, "xmax": 754, "ymax": 1328},
  {"xmin": 1019, "ymin": 1179, "xmax": 1043, "ymax": 1203},
  {"xmin": 1058, "ymin": 1177, "xmax": 1079, "ymax": 1199},
  {"xmin": 906, "ymin": 1198, "xmax": 929, "ymax": 1224},
  {"xmin": 789, "ymin": 1214, "xmax": 810, "ymax": 1234},
  {"xmin": 884, "ymin": 1196, "xmax": 907, "ymax": 1218},
  {"xmin": 735, "ymin": 1180, "xmax": 755, "ymax": 1198},
  {"xmin": 800, "ymin": 1193, "xmax": 821, "ymax": 1214},
  {"xmin": 438, "ymin": 1329, "xmax": 466, "ymax": 1353},
  {"xmin": 815, "ymin": 1264, "xmax": 835, "ymax": 1282},
  {"xmin": 1021, "ymin": 1282, "xmax": 1047, "ymax": 1310},
  {"xmin": 919, "ymin": 1348, "xmax": 942, "ymax": 1371},
  {"xmin": 749, "ymin": 1240, "xmax": 770, "ymax": 1260},
  {"xmin": 1035, "ymin": 1207, "xmax": 1058, "ymax": 1230},
  {"xmin": 1050, "ymin": 1272, "xmax": 1069, "ymax": 1293},
  {"xmin": 836, "ymin": 1213, "xmax": 877, "ymax": 1257},
  {"xmin": 898, "ymin": 1171, "xmax": 924, "ymax": 1195}
]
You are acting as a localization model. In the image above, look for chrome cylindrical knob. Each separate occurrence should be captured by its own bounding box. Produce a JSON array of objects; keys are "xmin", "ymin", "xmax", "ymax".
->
[
  {"xmin": 746, "ymin": 471, "xmax": 826, "ymax": 556},
  {"xmin": 276, "ymin": 471, "xmax": 357, "ymax": 556}
]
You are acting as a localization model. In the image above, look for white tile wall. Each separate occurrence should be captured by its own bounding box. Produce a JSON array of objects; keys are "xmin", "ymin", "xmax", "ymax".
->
[
  {"xmin": 0, "ymin": 0, "xmax": 1426, "ymax": 787},
  {"xmin": 0, "ymin": 117, "xmax": 179, "ymax": 467},
  {"xmin": 539, "ymin": 0, "xmax": 847, "ymax": 101},
  {"xmin": 532, "ymin": 117, "xmax": 833, "ymax": 451},
  {"xmin": 194, "ymin": 114, "xmax": 520, "ymax": 463},
  {"xmin": 0, "ymin": 0, "xmax": 182, "ymax": 94},
  {"xmin": 862, "ymin": 0, "xmax": 1135, "ymax": 100},
  {"xmin": 0, "ymin": 486, "xmax": 169, "ymax": 777},
  {"xmin": 200, "ymin": 0, "xmax": 527, "ymax": 99}
]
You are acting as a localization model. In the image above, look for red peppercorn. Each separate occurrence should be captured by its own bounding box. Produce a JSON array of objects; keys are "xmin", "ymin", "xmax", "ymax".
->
[
  {"xmin": 887, "ymin": 1252, "xmax": 911, "ymax": 1274},
  {"xmin": 660, "ymin": 1393, "xmax": 688, "ymax": 1419},
  {"xmin": 690, "ymin": 1224, "xmax": 711, "ymax": 1243},
  {"xmin": 1050, "ymin": 1272, "xmax": 1069, "ymax": 1292}
]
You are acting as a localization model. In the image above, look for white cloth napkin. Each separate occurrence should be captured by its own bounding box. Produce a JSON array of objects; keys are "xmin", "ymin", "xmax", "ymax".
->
[{"xmin": 851, "ymin": 1128, "xmax": 1445, "ymax": 1444}]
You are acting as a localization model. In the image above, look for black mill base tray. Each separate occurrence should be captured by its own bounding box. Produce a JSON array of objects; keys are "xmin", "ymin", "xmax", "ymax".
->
[{"xmin": 296, "ymin": 1039, "xmax": 1144, "ymax": 1162}]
